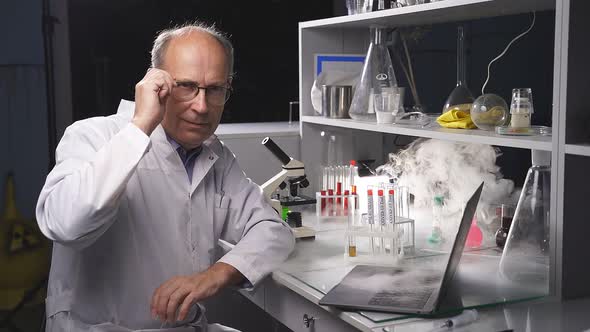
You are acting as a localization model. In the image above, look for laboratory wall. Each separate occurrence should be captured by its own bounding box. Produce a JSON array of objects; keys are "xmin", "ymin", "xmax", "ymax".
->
[
  {"xmin": 0, "ymin": 1, "xmax": 50, "ymax": 331},
  {"xmin": 0, "ymin": 0, "xmax": 49, "ymax": 220}
]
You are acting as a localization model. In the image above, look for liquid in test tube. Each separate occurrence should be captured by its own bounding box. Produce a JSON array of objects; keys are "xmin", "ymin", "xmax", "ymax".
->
[
  {"xmin": 367, "ymin": 187, "xmax": 375, "ymax": 255},
  {"xmin": 336, "ymin": 166, "xmax": 342, "ymax": 216},
  {"xmin": 348, "ymin": 235, "xmax": 356, "ymax": 257},
  {"xmin": 320, "ymin": 190, "xmax": 327, "ymax": 216},
  {"xmin": 327, "ymin": 167, "xmax": 334, "ymax": 216},
  {"xmin": 343, "ymin": 189, "xmax": 350, "ymax": 216},
  {"xmin": 322, "ymin": 167, "xmax": 328, "ymax": 212}
]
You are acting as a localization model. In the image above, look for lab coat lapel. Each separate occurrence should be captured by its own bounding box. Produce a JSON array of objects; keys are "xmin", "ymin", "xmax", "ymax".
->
[
  {"xmin": 190, "ymin": 144, "xmax": 219, "ymax": 195},
  {"xmin": 150, "ymin": 125, "xmax": 186, "ymax": 174}
]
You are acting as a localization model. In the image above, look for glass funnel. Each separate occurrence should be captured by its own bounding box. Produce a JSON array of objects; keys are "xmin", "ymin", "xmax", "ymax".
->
[
  {"xmin": 499, "ymin": 150, "xmax": 550, "ymax": 294},
  {"xmin": 442, "ymin": 25, "xmax": 474, "ymax": 114},
  {"xmin": 349, "ymin": 26, "xmax": 398, "ymax": 121}
]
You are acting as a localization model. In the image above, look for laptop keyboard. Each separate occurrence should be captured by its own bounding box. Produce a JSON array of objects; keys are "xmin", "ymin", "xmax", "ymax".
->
[
  {"xmin": 367, "ymin": 272, "xmax": 442, "ymax": 309},
  {"xmin": 368, "ymin": 287, "xmax": 436, "ymax": 309}
]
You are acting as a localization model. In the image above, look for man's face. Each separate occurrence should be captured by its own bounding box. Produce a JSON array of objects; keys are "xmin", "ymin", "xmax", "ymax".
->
[{"xmin": 161, "ymin": 32, "xmax": 230, "ymax": 150}]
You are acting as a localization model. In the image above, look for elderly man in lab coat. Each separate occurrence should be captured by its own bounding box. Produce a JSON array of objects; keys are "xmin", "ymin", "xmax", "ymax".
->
[{"xmin": 36, "ymin": 22, "xmax": 295, "ymax": 331}]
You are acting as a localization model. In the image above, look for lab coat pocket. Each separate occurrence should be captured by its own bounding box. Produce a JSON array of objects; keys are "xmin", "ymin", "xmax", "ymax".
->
[
  {"xmin": 213, "ymin": 207, "xmax": 229, "ymax": 243},
  {"xmin": 213, "ymin": 192, "xmax": 230, "ymax": 241},
  {"xmin": 213, "ymin": 193, "xmax": 230, "ymax": 262}
]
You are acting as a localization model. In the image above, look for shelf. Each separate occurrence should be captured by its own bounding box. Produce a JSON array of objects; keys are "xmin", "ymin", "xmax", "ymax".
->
[
  {"xmin": 565, "ymin": 144, "xmax": 590, "ymax": 157},
  {"xmin": 216, "ymin": 122, "xmax": 299, "ymax": 139},
  {"xmin": 300, "ymin": 0, "xmax": 554, "ymax": 29},
  {"xmin": 302, "ymin": 116, "xmax": 552, "ymax": 151}
]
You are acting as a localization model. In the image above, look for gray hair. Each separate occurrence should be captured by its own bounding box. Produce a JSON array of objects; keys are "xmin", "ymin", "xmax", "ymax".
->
[{"xmin": 150, "ymin": 22, "xmax": 234, "ymax": 79}]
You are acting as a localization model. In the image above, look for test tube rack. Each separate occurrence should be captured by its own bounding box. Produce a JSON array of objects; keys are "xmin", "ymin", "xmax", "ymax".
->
[
  {"xmin": 345, "ymin": 215, "xmax": 415, "ymax": 260},
  {"xmin": 344, "ymin": 184, "xmax": 414, "ymax": 261},
  {"xmin": 314, "ymin": 192, "xmax": 357, "ymax": 231}
]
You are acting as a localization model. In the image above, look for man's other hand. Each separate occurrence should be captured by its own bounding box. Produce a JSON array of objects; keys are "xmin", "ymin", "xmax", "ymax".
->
[{"xmin": 150, "ymin": 262, "xmax": 244, "ymax": 323}]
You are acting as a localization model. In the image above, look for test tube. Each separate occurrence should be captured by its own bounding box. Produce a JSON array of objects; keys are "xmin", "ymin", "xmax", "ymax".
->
[
  {"xmin": 387, "ymin": 187, "xmax": 396, "ymax": 257},
  {"xmin": 377, "ymin": 189, "xmax": 386, "ymax": 254},
  {"xmin": 327, "ymin": 167, "xmax": 334, "ymax": 216},
  {"xmin": 336, "ymin": 166, "xmax": 343, "ymax": 216},
  {"xmin": 321, "ymin": 167, "xmax": 328, "ymax": 216},
  {"xmin": 349, "ymin": 160, "xmax": 357, "ymax": 193},
  {"xmin": 351, "ymin": 185, "xmax": 358, "ymax": 212},
  {"xmin": 367, "ymin": 187, "xmax": 375, "ymax": 255},
  {"xmin": 342, "ymin": 166, "xmax": 350, "ymax": 216},
  {"xmin": 397, "ymin": 186, "xmax": 410, "ymax": 256},
  {"xmin": 397, "ymin": 186, "xmax": 409, "ymax": 218},
  {"xmin": 342, "ymin": 165, "xmax": 348, "ymax": 194},
  {"xmin": 348, "ymin": 235, "xmax": 356, "ymax": 257},
  {"xmin": 343, "ymin": 189, "xmax": 350, "ymax": 216}
]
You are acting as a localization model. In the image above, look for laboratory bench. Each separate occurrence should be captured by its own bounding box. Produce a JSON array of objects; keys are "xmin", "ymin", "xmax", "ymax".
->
[{"xmin": 235, "ymin": 222, "xmax": 590, "ymax": 332}]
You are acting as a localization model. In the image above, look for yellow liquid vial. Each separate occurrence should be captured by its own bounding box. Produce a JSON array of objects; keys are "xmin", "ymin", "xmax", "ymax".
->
[{"xmin": 348, "ymin": 246, "xmax": 357, "ymax": 257}]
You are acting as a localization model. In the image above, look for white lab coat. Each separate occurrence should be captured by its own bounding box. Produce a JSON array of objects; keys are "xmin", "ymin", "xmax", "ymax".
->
[{"xmin": 36, "ymin": 100, "xmax": 295, "ymax": 331}]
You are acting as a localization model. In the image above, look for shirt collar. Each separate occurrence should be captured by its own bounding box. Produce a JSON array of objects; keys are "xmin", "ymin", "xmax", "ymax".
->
[{"xmin": 165, "ymin": 134, "xmax": 202, "ymax": 160}]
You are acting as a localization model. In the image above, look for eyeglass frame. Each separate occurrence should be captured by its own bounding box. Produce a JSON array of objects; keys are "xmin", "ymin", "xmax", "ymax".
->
[{"xmin": 172, "ymin": 80, "xmax": 233, "ymax": 105}]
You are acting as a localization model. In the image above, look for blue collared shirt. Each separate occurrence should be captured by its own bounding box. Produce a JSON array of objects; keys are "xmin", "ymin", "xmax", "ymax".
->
[{"xmin": 166, "ymin": 135, "xmax": 202, "ymax": 183}]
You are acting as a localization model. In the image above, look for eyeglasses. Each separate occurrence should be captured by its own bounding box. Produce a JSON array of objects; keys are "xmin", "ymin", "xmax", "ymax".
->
[{"xmin": 172, "ymin": 80, "xmax": 232, "ymax": 106}]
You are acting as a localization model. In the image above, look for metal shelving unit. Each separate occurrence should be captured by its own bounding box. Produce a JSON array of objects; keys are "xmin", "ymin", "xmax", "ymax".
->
[
  {"xmin": 300, "ymin": 0, "xmax": 554, "ymax": 29},
  {"xmin": 564, "ymin": 143, "xmax": 590, "ymax": 157},
  {"xmin": 298, "ymin": 0, "xmax": 590, "ymax": 302}
]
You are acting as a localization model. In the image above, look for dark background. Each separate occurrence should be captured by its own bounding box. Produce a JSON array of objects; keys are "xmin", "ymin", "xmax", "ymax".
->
[{"xmin": 68, "ymin": 0, "xmax": 334, "ymax": 123}]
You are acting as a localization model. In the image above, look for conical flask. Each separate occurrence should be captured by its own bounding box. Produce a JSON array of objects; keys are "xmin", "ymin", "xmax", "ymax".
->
[
  {"xmin": 499, "ymin": 150, "xmax": 550, "ymax": 292},
  {"xmin": 442, "ymin": 25, "xmax": 474, "ymax": 114},
  {"xmin": 349, "ymin": 26, "xmax": 398, "ymax": 121}
]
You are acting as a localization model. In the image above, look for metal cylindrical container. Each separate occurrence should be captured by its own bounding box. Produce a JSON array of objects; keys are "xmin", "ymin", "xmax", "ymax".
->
[{"xmin": 321, "ymin": 85, "xmax": 352, "ymax": 118}]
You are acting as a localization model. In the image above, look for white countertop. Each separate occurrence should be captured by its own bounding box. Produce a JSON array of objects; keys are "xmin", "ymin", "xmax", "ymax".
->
[
  {"xmin": 215, "ymin": 121, "xmax": 300, "ymax": 139},
  {"xmin": 270, "ymin": 219, "xmax": 590, "ymax": 332}
]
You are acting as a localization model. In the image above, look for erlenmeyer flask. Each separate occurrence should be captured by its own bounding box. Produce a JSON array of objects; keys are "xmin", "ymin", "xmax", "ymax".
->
[
  {"xmin": 349, "ymin": 26, "xmax": 398, "ymax": 121},
  {"xmin": 442, "ymin": 25, "xmax": 474, "ymax": 114},
  {"xmin": 499, "ymin": 150, "xmax": 550, "ymax": 293}
]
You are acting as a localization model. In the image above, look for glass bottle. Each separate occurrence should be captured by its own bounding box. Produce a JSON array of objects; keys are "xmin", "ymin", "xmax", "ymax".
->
[
  {"xmin": 442, "ymin": 25, "xmax": 474, "ymax": 114},
  {"xmin": 466, "ymin": 216, "xmax": 483, "ymax": 248},
  {"xmin": 349, "ymin": 26, "xmax": 398, "ymax": 121},
  {"xmin": 495, "ymin": 204, "xmax": 514, "ymax": 249},
  {"xmin": 499, "ymin": 150, "xmax": 551, "ymax": 291}
]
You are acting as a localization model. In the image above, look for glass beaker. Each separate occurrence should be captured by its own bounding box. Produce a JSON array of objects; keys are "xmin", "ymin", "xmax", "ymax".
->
[
  {"xmin": 442, "ymin": 25, "xmax": 474, "ymax": 114},
  {"xmin": 349, "ymin": 26, "xmax": 398, "ymax": 121},
  {"xmin": 510, "ymin": 88, "xmax": 534, "ymax": 128},
  {"xmin": 374, "ymin": 87, "xmax": 401, "ymax": 124},
  {"xmin": 499, "ymin": 150, "xmax": 550, "ymax": 292}
]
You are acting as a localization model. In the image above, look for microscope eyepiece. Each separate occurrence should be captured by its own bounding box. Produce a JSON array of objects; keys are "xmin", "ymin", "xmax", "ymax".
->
[{"xmin": 262, "ymin": 137, "xmax": 292, "ymax": 166}]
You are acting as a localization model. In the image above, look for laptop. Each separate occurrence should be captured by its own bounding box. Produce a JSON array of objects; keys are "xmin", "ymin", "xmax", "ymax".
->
[{"xmin": 318, "ymin": 182, "xmax": 484, "ymax": 315}]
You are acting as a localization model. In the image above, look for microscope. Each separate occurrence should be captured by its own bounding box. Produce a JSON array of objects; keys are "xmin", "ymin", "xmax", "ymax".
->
[{"xmin": 261, "ymin": 137, "xmax": 316, "ymax": 238}]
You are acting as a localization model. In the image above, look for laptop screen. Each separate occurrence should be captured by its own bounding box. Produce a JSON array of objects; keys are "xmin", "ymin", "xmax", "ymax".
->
[{"xmin": 437, "ymin": 182, "xmax": 484, "ymax": 302}]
